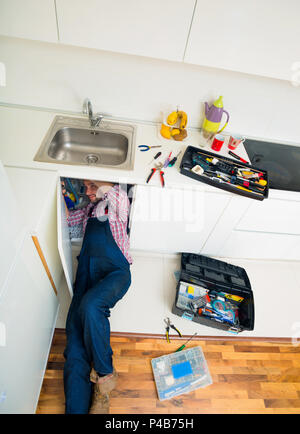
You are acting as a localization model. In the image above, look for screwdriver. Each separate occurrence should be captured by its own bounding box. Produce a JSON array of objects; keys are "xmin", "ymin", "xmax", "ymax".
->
[
  {"xmin": 163, "ymin": 152, "xmax": 173, "ymax": 168},
  {"xmin": 168, "ymin": 151, "xmax": 182, "ymax": 167},
  {"xmin": 228, "ymin": 150, "xmax": 249, "ymax": 164},
  {"xmin": 175, "ymin": 332, "xmax": 198, "ymax": 352},
  {"xmin": 148, "ymin": 151, "xmax": 162, "ymax": 166}
]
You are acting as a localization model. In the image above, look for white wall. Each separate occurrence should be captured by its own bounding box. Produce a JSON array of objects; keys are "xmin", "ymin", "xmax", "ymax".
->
[{"xmin": 0, "ymin": 35, "xmax": 300, "ymax": 144}]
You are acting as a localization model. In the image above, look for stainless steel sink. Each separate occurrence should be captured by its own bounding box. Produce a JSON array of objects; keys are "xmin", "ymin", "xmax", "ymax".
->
[{"xmin": 34, "ymin": 116, "xmax": 136, "ymax": 170}]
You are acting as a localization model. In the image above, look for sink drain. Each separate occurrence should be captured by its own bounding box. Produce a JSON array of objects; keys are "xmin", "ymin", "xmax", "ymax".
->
[{"xmin": 85, "ymin": 154, "xmax": 99, "ymax": 165}]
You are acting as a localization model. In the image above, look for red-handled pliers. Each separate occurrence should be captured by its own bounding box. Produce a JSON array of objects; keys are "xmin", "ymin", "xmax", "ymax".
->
[
  {"xmin": 159, "ymin": 170, "xmax": 165, "ymax": 187},
  {"xmin": 146, "ymin": 162, "xmax": 165, "ymax": 187}
]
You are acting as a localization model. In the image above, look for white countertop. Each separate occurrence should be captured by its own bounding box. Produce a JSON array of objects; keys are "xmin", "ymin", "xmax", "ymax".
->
[{"xmin": 1, "ymin": 104, "xmax": 300, "ymax": 201}]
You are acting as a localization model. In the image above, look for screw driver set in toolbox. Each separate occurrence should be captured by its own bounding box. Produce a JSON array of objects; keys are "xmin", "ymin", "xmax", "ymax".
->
[{"xmin": 180, "ymin": 145, "xmax": 269, "ymax": 200}]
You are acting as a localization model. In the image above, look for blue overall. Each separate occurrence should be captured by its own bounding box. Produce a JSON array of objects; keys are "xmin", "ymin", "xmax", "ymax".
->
[{"xmin": 63, "ymin": 217, "xmax": 131, "ymax": 414}]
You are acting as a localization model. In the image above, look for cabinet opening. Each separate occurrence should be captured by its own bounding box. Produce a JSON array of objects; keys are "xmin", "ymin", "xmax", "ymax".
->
[{"xmin": 59, "ymin": 176, "xmax": 136, "ymax": 278}]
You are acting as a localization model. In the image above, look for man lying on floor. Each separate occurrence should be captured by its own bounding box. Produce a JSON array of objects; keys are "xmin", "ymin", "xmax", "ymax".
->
[{"xmin": 63, "ymin": 179, "xmax": 132, "ymax": 414}]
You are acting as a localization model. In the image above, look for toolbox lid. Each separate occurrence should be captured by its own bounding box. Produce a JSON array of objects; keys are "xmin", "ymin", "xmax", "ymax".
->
[{"xmin": 180, "ymin": 253, "xmax": 252, "ymax": 294}]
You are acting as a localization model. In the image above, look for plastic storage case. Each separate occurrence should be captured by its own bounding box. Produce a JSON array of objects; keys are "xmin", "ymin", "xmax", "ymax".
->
[
  {"xmin": 180, "ymin": 145, "xmax": 269, "ymax": 201},
  {"xmin": 172, "ymin": 253, "xmax": 255, "ymax": 333}
]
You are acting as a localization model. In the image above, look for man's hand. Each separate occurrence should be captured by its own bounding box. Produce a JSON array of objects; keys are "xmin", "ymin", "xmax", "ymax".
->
[{"xmin": 94, "ymin": 181, "xmax": 114, "ymax": 199}]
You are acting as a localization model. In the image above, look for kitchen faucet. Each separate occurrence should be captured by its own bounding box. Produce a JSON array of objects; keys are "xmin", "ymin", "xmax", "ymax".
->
[{"xmin": 83, "ymin": 98, "xmax": 103, "ymax": 128}]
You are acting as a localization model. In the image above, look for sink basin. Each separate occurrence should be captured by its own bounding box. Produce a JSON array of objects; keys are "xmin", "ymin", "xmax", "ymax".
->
[
  {"xmin": 48, "ymin": 127, "xmax": 128, "ymax": 166},
  {"xmin": 34, "ymin": 116, "xmax": 136, "ymax": 170}
]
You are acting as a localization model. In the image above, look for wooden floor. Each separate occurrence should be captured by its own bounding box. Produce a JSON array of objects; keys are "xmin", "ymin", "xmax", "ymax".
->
[{"xmin": 36, "ymin": 329, "xmax": 300, "ymax": 414}]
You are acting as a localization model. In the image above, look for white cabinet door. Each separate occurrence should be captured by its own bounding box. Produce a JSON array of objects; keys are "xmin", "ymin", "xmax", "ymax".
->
[
  {"xmin": 216, "ymin": 231, "xmax": 300, "ymax": 260},
  {"xmin": 129, "ymin": 185, "xmax": 230, "ymax": 253},
  {"xmin": 200, "ymin": 193, "xmax": 249, "ymax": 256},
  {"xmin": 0, "ymin": 162, "xmax": 25, "ymax": 295},
  {"xmin": 285, "ymin": 237, "xmax": 300, "ymax": 260},
  {"xmin": 184, "ymin": 0, "xmax": 300, "ymax": 81},
  {"xmin": 0, "ymin": 233, "xmax": 58, "ymax": 414},
  {"xmin": 204, "ymin": 194, "xmax": 300, "ymax": 260},
  {"xmin": 5, "ymin": 167, "xmax": 62, "ymax": 291},
  {"xmin": 0, "ymin": 0, "xmax": 58, "ymax": 43},
  {"xmin": 56, "ymin": 0, "xmax": 196, "ymax": 62},
  {"xmin": 235, "ymin": 197, "xmax": 300, "ymax": 235},
  {"xmin": 57, "ymin": 179, "xmax": 73, "ymax": 296}
]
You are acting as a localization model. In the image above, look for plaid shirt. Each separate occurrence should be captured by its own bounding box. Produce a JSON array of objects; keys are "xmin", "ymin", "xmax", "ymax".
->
[{"xmin": 67, "ymin": 184, "xmax": 132, "ymax": 264}]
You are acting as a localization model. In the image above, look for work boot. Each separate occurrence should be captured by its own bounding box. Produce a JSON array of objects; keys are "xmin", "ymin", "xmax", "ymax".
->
[{"xmin": 89, "ymin": 368, "xmax": 118, "ymax": 414}]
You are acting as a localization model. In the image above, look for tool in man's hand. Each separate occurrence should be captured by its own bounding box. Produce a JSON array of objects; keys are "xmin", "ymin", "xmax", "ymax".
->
[
  {"xmin": 164, "ymin": 317, "xmax": 182, "ymax": 343},
  {"xmin": 138, "ymin": 145, "xmax": 162, "ymax": 152},
  {"xmin": 175, "ymin": 332, "xmax": 198, "ymax": 352}
]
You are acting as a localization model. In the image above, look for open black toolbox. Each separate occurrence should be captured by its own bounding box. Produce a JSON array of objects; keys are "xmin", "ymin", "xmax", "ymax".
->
[
  {"xmin": 180, "ymin": 145, "xmax": 269, "ymax": 201},
  {"xmin": 172, "ymin": 253, "xmax": 254, "ymax": 334}
]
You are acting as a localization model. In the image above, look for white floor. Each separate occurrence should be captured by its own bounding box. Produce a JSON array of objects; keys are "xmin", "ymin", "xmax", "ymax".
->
[{"xmin": 56, "ymin": 251, "xmax": 300, "ymax": 339}]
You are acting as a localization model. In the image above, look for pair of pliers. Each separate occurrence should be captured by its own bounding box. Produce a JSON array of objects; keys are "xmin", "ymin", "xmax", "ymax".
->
[
  {"xmin": 164, "ymin": 317, "xmax": 182, "ymax": 343},
  {"xmin": 138, "ymin": 145, "xmax": 162, "ymax": 152},
  {"xmin": 146, "ymin": 162, "xmax": 165, "ymax": 187}
]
